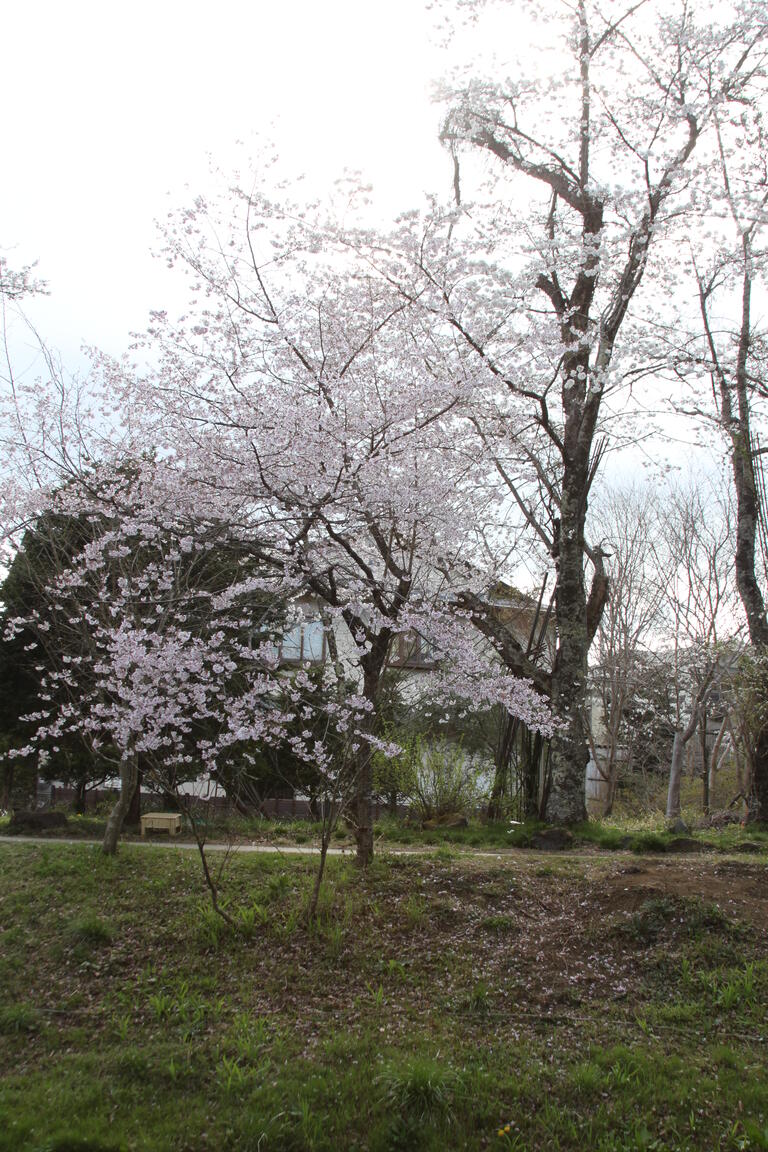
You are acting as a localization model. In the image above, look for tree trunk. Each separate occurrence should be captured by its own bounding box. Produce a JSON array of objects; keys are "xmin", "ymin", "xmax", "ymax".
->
[
  {"xmin": 71, "ymin": 777, "xmax": 87, "ymax": 815},
  {"xmin": 308, "ymin": 804, "xmax": 337, "ymax": 923},
  {"xmin": 488, "ymin": 710, "xmax": 518, "ymax": 820},
  {"xmin": 352, "ymin": 748, "xmax": 374, "ymax": 867},
  {"xmin": 1, "ymin": 764, "xmax": 13, "ymax": 813},
  {"xmin": 547, "ymin": 478, "xmax": 589, "ymax": 824},
  {"xmin": 102, "ymin": 753, "xmax": 139, "ymax": 856},
  {"xmin": 604, "ymin": 759, "xmax": 619, "ymax": 818},
  {"xmin": 699, "ymin": 707, "xmax": 709, "ymax": 815},
  {"xmin": 524, "ymin": 731, "xmax": 544, "ymax": 819},
  {"xmin": 350, "ymin": 660, "xmax": 381, "ymax": 867},
  {"xmin": 751, "ymin": 725, "xmax": 768, "ymax": 823},
  {"xmin": 666, "ymin": 730, "xmax": 687, "ymax": 824},
  {"xmin": 486, "ymin": 768, "xmax": 506, "ymax": 821},
  {"xmin": 718, "ymin": 255, "xmax": 768, "ymax": 819},
  {"xmin": 125, "ymin": 764, "xmax": 142, "ymax": 827},
  {"xmin": 666, "ymin": 706, "xmax": 704, "ymax": 826}
]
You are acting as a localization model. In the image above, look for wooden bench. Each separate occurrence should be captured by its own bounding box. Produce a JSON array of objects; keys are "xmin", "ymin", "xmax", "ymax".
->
[{"xmin": 140, "ymin": 812, "xmax": 182, "ymax": 838}]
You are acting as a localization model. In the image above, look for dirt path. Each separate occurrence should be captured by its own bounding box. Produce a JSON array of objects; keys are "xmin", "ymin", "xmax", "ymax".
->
[
  {"xmin": 0, "ymin": 834, "xmax": 359, "ymax": 855},
  {"xmin": 0, "ymin": 833, "xmax": 610, "ymax": 860}
]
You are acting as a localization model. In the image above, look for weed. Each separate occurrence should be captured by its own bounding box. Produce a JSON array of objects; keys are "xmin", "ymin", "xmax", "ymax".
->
[
  {"xmin": 404, "ymin": 894, "xmax": 427, "ymax": 928},
  {"xmin": 368, "ymin": 982, "xmax": 385, "ymax": 1011},
  {"xmin": 434, "ymin": 845, "xmax": 460, "ymax": 861},
  {"xmin": 112, "ymin": 1014, "xmax": 130, "ymax": 1042},
  {"xmin": 568, "ymin": 1060, "xmax": 605, "ymax": 1094},
  {"xmin": 609, "ymin": 1060, "xmax": 639, "ymax": 1086},
  {"xmin": 711, "ymin": 962, "xmax": 759, "ymax": 1010},
  {"xmin": 383, "ymin": 958, "xmax": 406, "ymax": 981},
  {"xmin": 235, "ymin": 902, "xmax": 269, "ymax": 937},
  {"xmin": 112, "ymin": 1047, "xmax": 152, "ymax": 1083},
  {"xmin": 216, "ymin": 1054, "xmax": 251, "ymax": 1094},
  {"xmin": 0, "ymin": 1001, "xmax": 40, "ymax": 1034},
  {"xmin": 319, "ymin": 920, "xmax": 344, "ymax": 959},
  {"xmin": 453, "ymin": 979, "xmax": 492, "ymax": 1016},
  {"xmin": 265, "ymin": 871, "xmax": 292, "ymax": 903},
  {"xmin": 67, "ymin": 915, "xmax": 113, "ymax": 949},
  {"xmin": 377, "ymin": 1056, "xmax": 457, "ymax": 1123},
  {"xmin": 621, "ymin": 895, "xmax": 731, "ymax": 947},
  {"xmin": 147, "ymin": 991, "xmax": 174, "ymax": 1021},
  {"xmin": 193, "ymin": 902, "xmax": 232, "ymax": 949},
  {"xmin": 294, "ymin": 1094, "xmax": 323, "ymax": 1149},
  {"xmin": 275, "ymin": 904, "xmax": 302, "ymax": 942},
  {"xmin": 481, "ymin": 913, "xmax": 516, "ymax": 934},
  {"xmin": 230, "ymin": 1012, "xmax": 270, "ymax": 1061}
]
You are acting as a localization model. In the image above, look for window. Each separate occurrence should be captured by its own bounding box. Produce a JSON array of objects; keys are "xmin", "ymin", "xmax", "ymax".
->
[
  {"xmin": 388, "ymin": 630, "xmax": 439, "ymax": 669},
  {"xmin": 279, "ymin": 619, "xmax": 326, "ymax": 664}
]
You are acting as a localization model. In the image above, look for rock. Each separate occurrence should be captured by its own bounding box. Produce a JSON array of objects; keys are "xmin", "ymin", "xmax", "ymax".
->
[
  {"xmin": 529, "ymin": 828, "xmax": 574, "ymax": 851},
  {"xmin": 8, "ymin": 809, "xmax": 69, "ymax": 834},
  {"xmin": 735, "ymin": 841, "xmax": 765, "ymax": 854},
  {"xmin": 421, "ymin": 813, "xmax": 469, "ymax": 830},
  {"xmin": 665, "ymin": 837, "xmax": 712, "ymax": 854}
]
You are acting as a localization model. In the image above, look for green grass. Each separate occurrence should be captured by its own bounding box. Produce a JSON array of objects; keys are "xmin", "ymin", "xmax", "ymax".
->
[
  {"xmin": 8, "ymin": 805, "xmax": 768, "ymax": 860},
  {"xmin": 0, "ymin": 842, "xmax": 767, "ymax": 1150}
]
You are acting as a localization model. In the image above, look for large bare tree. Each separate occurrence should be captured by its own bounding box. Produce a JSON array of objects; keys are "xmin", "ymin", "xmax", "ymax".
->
[{"xmin": 388, "ymin": 0, "xmax": 768, "ymax": 821}]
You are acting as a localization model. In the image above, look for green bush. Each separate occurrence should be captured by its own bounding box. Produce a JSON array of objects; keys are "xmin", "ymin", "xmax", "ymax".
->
[{"xmin": 409, "ymin": 740, "xmax": 487, "ymax": 821}]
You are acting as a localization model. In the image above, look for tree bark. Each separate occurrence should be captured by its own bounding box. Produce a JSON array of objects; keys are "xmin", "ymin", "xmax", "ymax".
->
[
  {"xmin": 666, "ymin": 706, "xmax": 705, "ymax": 825},
  {"xmin": 1, "ymin": 764, "xmax": 13, "ymax": 813},
  {"xmin": 699, "ymin": 707, "xmax": 710, "ymax": 815},
  {"xmin": 102, "ymin": 753, "xmax": 139, "ymax": 855},
  {"xmin": 72, "ymin": 777, "xmax": 87, "ymax": 815},
  {"xmin": 704, "ymin": 248, "xmax": 768, "ymax": 818},
  {"xmin": 351, "ymin": 649, "xmax": 388, "ymax": 867},
  {"xmin": 752, "ymin": 725, "xmax": 768, "ymax": 822},
  {"xmin": 547, "ymin": 472, "xmax": 590, "ymax": 824},
  {"xmin": 666, "ymin": 729, "xmax": 688, "ymax": 824},
  {"xmin": 352, "ymin": 742, "xmax": 374, "ymax": 867},
  {"xmin": 125, "ymin": 764, "xmax": 142, "ymax": 826}
]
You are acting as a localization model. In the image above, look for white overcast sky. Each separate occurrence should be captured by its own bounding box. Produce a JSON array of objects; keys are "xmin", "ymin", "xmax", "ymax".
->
[
  {"xmin": 3, "ymin": 0, "xmax": 454, "ymax": 369},
  {"xmin": 2, "ymin": 0, "xmax": 725, "ymax": 481}
]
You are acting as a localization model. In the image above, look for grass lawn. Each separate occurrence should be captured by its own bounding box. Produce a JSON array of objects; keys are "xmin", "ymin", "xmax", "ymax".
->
[
  {"xmin": 6, "ymin": 807, "xmax": 768, "ymax": 858},
  {"xmin": 0, "ymin": 842, "xmax": 767, "ymax": 1151}
]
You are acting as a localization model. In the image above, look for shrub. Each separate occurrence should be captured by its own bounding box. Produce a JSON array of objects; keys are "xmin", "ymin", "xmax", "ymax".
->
[{"xmin": 409, "ymin": 740, "xmax": 487, "ymax": 822}]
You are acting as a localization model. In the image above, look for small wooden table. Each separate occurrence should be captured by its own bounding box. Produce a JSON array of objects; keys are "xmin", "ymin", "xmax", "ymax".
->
[{"xmin": 140, "ymin": 812, "xmax": 182, "ymax": 838}]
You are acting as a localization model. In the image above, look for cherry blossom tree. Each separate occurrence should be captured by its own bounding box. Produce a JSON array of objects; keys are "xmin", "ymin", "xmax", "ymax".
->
[
  {"xmin": 94, "ymin": 185, "xmax": 554, "ymax": 865},
  {"xmin": 1, "ymin": 466, "xmax": 296, "ymax": 855},
  {"xmin": 1, "ymin": 197, "xmax": 552, "ymax": 869}
]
